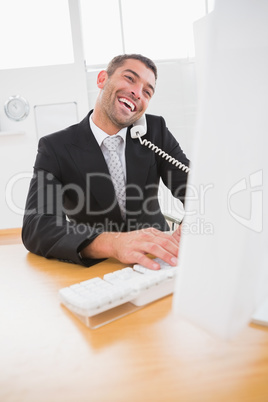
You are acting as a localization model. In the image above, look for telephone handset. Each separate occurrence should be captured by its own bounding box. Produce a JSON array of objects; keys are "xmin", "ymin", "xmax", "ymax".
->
[
  {"xmin": 130, "ymin": 115, "xmax": 190, "ymax": 173},
  {"xmin": 130, "ymin": 114, "xmax": 147, "ymax": 138}
]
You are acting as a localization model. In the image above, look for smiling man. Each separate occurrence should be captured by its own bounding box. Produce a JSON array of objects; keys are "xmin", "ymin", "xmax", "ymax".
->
[
  {"xmin": 22, "ymin": 54, "xmax": 190, "ymax": 270},
  {"xmin": 94, "ymin": 57, "xmax": 155, "ymax": 134}
]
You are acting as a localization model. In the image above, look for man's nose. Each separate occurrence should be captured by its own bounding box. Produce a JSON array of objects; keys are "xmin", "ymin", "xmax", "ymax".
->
[{"xmin": 131, "ymin": 84, "xmax": 142, "ymax": 100}]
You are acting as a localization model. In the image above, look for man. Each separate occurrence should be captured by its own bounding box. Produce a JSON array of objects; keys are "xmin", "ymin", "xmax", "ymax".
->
[{"xmin": 22, "ymin": 54, "xmax": 189, "ymax": 270}]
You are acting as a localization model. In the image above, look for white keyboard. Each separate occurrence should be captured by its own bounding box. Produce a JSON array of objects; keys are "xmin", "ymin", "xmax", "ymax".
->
[{"xmin": 59, "ymin": 258, "xmax": 177, "ymax": 319}]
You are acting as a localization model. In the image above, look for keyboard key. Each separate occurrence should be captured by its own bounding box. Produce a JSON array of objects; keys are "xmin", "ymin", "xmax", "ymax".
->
[{"xmin": 133, "ymin": 258, "xmax": 177, "ymax": 278}]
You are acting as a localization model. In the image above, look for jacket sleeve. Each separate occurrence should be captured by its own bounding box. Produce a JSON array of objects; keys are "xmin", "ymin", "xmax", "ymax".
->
[
  {"xmin": 148, "ymin": 115, "xmax": 190, "ymax": 204},
  {"xmin": 21, "ymin": 136, "xmax": 103, "ymax": 267}
]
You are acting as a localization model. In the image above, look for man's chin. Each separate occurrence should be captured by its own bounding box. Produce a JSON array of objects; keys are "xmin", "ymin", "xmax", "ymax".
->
[
  {"xmin": 110, "ymin": 106, "xmax": 143, "ymax": 128},
  {"xmin": 114, "ymin": 115, "xmax": 139, "ymax": 129}
]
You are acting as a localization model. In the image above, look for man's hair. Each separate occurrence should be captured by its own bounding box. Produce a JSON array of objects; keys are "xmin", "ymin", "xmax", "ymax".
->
[{"xmin": 106, "ymin": 54, "xmax": 158, "ymax": 80}]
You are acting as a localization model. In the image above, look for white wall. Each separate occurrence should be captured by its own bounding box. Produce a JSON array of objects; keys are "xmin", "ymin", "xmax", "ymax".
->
[
  {"xmin": 0, "ymin": 0, "xmax": 89, "ymax": 229},
  {"xmin": 149, "ymin": 59, "xmax": 197, "ymax": 158}
]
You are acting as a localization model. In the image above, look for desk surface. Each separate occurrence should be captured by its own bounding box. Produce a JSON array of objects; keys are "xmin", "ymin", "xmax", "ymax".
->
[{"xmin": 1, "ymin": 239, "xmax": 268, "ymax": 402}]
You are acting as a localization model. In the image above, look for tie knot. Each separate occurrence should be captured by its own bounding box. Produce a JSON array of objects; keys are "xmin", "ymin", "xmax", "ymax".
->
[{"xmin": 103, "ymin": 135, "xmax": 122, "ymax": 151}]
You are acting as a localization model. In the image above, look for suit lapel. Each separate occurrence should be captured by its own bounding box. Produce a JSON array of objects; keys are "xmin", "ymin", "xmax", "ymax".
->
[
  {"xmin": 64, "ymin": 115, "xmax": 153, "ymax": 222},
  {"xmin": 125, "ymin": 129, "xmax": 153, "ymax": 215},
  {"xmin": 65, "ymin": 114, "xmax": 123, "ymax": 222}
]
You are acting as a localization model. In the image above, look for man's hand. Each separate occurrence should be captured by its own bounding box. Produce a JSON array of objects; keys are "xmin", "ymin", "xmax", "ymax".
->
[
  {"xmin": 171, "ymin": 224, "xmax": 182, "ymax": 243},
  {"xmin": 81, "ymin": 228, "xmax": 180, "ymax": 270}
]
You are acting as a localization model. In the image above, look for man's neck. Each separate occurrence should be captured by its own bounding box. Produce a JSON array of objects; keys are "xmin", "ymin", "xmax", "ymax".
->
[{"xmin": 91, "ymin": 110, "xmax": 122, "ymax": 136}]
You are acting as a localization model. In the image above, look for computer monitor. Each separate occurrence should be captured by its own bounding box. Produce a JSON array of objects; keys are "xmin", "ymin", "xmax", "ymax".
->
[{"xmin": 172, "ymin": 0, "xmax": 268, "ymax": 339}]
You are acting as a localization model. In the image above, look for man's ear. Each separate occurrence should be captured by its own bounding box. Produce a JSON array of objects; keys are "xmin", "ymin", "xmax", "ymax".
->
[{"xmin": 97, "ymin": 70, "xmax": 108, "ymax": 89}]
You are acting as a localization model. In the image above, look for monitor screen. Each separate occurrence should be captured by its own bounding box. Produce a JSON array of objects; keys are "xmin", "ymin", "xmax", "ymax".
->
[{"xmin": 172, "ymin": 0, "xmax": 268, "ymax": 339}]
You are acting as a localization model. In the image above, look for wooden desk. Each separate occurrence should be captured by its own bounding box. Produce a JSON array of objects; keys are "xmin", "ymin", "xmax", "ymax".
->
[{"xmin": 1, "ymin": 241, "xmax": 268, "ymax": 402}]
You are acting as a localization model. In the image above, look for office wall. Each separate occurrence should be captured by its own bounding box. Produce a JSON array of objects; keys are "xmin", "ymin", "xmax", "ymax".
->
[
  {"xmin": 0, "ymin": 64, "xmax": 89, "ymax": 230},
  {"xmin": 0, "ymin": 0, "xmax": 89, "ymax": 230},
  {"xmin": 1, "ymin": 59, "xmax": 197, "ymax": 229}
]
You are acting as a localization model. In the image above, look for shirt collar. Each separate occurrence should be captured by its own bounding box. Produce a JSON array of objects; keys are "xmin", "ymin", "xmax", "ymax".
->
[{"xmin": 89, "ymin": 114, "xmax": 127, "ymax": 146}]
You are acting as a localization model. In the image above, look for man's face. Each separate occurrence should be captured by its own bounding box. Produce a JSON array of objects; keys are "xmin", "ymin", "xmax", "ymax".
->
[{"xmin": 97, "ymin": 59, "xmax": 156, "ymax": 131}]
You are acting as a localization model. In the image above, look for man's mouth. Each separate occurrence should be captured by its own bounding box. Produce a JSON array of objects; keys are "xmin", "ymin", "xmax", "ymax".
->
[{"xmin": 118, "ymin": 97, "xmax": 136, "ymax": 112}]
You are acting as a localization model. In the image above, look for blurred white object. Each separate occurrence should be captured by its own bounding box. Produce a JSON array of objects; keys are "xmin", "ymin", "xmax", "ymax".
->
[{"xmin": 173, "ymin": 0, "xmax": 268, "ymax": 339}]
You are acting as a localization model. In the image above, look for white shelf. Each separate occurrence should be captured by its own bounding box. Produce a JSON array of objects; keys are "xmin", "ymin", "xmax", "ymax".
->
[{"xmin": 0, "ymin": 131, "xmax": 25, "ymax": 136}]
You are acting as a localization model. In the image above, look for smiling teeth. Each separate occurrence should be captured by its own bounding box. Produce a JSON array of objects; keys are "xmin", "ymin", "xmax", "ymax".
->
[{"xmin": 119, "ymin": 98, "xmax": 135, "ymax": 111}]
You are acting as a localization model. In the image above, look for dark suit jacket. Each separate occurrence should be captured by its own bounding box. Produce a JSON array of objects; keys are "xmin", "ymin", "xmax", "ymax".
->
[{"xmin": 22, "ymin": 111, "xmax": 189, "ymax": 266}]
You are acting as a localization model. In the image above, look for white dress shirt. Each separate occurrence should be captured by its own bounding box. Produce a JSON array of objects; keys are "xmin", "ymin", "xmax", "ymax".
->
[{"xmin": 89, "ymin": 115, "xmax": 127, "ymax": 179}]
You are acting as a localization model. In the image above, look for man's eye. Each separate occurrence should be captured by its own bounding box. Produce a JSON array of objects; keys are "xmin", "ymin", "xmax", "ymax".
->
[
  {"xmin": 125, "ymin": 75, "xmax": 133, "ymax": 82},
  {"xmin": 144, "ymin": 90, "xmax": 152, "ymax": 98}
]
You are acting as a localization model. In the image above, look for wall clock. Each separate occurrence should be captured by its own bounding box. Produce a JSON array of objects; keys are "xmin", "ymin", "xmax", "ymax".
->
[{"xmin": 4, "ymin": 95, "xmax": 30, "ymax": 121}]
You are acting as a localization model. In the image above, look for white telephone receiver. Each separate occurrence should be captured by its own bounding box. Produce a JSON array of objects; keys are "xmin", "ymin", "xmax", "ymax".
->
[
  {"xmin": 130, "ymin": 115, "xmax": 190, "ymax": 173},
  {"xmin": 130, "ymin": 115, "xmax": 147, "ymax": 138}
]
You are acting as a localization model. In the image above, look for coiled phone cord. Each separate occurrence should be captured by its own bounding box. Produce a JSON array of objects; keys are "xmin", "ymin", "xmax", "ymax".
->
[{"xmin": 137, "ymin": 134, "xmax": 190, "ymax": 173}]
